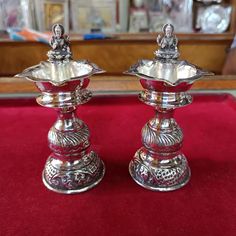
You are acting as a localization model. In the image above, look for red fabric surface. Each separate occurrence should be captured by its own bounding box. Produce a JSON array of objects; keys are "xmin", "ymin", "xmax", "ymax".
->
[{"xmin": 0, "ymin": 94, "xmax": 236, "ymax": 236}]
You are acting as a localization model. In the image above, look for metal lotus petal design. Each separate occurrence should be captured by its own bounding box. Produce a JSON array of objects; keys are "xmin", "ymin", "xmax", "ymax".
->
[
  {"xmin": 125, "ymin": 59, "xmax": 213, "ymax": 86},
  {"xmin": 16, "ymin": 59, "xmax": 104, "ymax": 86}
]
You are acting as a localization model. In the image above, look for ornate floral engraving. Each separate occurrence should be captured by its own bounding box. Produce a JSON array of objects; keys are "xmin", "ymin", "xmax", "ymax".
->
[
  {"xmin": 129, "ymin": 148, "xmax": 189, "ymax": 190},
  {"xmin": 76, "ymin": 89, "xmax": 92, "ymax": 105},
  {"xmin": 44, "ymin": 151, "xmax": 104, "ymax": 191}
]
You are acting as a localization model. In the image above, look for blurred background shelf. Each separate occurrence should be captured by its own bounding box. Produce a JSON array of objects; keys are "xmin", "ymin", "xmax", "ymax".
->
[
  {"xmin": 1, "ymin": 0, "xmax": 236, "ymax": 94},
  {"xmin": 0, "ymin": 33, "xmax": 234, "ymax": 77}
]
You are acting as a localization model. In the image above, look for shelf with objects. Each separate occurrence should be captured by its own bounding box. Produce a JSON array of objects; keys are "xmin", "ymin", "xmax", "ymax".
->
[
  {"xmin": 127, "ymin": 0, "xmax": 236, "ymax": 34},
  {"xmin": 0, "ymin": 0, "xmax": 236, "ymax": 93},
  {"xmin": 0, "ymin": 1, "xmax": 234, "ymax": 34}
]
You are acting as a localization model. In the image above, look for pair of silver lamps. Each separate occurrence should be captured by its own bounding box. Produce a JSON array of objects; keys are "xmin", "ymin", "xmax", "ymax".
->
[{"xmin": 16, "ymin": 23, "xmax": 211, "ymax": 194}]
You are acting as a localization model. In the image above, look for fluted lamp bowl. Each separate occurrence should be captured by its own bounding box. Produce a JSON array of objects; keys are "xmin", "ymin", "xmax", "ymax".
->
[
  {"xmin": 17, "ymin": 60, "xmax": 103, "ymax": 86},
  {"xmin": 16, "ymin": 60, "xmax": 104, "ymax": 108},
  {"xmin": 125, "ymin": 59, "xmax": 213, "ymax": 108},
  {"xmin": 125, "ymin": 59, "xmax": 212, "ymax": 90}
]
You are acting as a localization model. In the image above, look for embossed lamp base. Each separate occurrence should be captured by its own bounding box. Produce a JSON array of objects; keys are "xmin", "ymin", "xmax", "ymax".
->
[
  {"xmin": 128, "ymin": 103, "xmax": 191, "ymax": 192},
  {"xmin": 42, "ymin": 151, "xmax": 105, "ymax": 194},
  {"xmin": 40, "ymin": 97, "xmax": 106, "ymax": 194},
  {"xmin": 129, "ymin": 148, "xmax": 190, "ymax": 191},
  {"xmin": 125, "ymin": 23, "xmax": 212, "ymax": 192}
]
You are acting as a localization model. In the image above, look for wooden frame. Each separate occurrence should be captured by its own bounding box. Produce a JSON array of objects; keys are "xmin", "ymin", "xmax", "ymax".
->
[
  {"xmin": 71, "ymin": 0, "xmax": 116, "ymax": 33},
  {"xmin": 35, "ymin": 0, "xmax": 69, "ymax": 32}
]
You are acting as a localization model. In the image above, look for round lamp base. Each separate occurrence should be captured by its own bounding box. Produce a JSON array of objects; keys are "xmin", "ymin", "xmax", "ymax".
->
[
  {"xmin": 129, "ymin": 148, "xmax": 190, "ymax": 192},
  {"xmin": 42, "ymin": 151, "xmax": 105, "ymax": 194}
]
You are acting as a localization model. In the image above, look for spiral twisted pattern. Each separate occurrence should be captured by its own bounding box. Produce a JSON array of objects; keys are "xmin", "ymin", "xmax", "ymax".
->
[
  {"xmin": 48, "ymin": 123, "xmax": 89, "ymax": 148},
  {"xmin": 142, "ymin": 124, "xmax": 183, "ymax": 147}
]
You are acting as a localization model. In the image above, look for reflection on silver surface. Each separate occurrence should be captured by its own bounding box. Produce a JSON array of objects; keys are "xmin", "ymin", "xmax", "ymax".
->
[
  {"xmin": 125, "ymin": 24, "xmax": 212, "ymax": 86},
  {"xmin": 125, "ymin": 59, "xmax": 211, "ymax": 86},
  {"xmin": 16, "ymin": 24, "xmax": 104, "ymax": 86},
  {"xmin": 201, "ymin": 5, "xmax": 232, "ymax": 33},
  {"xmin": 15, "ymin": 24, "xmax": 105, "ymax": 194},
  {"xmin": 125, "ymin": 60, "xmax": 212, "ymax": 85},
  {"xmin": 126, "ymin": 24, "xmax": 213, "ymax": 191},
  {"xmin": 16, "ymin": 60, "xmax": 104, "ymax": 86}
]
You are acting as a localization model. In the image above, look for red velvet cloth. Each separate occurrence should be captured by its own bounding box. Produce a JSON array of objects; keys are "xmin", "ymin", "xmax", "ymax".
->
[{"xmin": 0, "ymin": 94, "xmax": 236, "ymax": 236}]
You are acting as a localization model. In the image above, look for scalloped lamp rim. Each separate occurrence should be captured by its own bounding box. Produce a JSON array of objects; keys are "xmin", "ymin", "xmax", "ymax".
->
[
  {"xmin": 124, "ymin": 59, "xmax": 214, "ymax": 86},
  {"xmin": 15, "ymin": 60, "xmax": 105, "ymax": 86}
]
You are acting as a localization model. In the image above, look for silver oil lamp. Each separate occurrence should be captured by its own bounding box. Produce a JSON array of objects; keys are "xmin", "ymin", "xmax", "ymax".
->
[
  {"xmin": 125, "ymin": 24, "xmax": 213, "ymax": 191},
  {"xmin": 16, "ymin": 24, "xmax": 105, "ymax": 194}
]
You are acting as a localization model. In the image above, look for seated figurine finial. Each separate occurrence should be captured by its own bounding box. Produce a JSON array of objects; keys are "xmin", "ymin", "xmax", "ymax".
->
[
  {"xmin": 47, "ymin": 24, "xmax": 72, "ymax": 63},
  {"xmin": 155, "ymin": 23, "xmax": 180, "ymax": 60}
]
